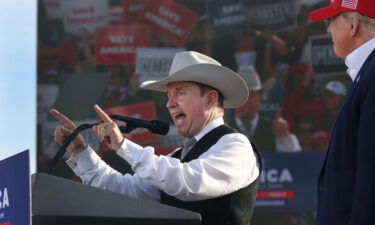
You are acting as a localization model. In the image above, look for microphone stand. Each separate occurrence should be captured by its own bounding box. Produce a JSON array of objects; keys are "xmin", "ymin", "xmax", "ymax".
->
[
  {"xmin": 47, "ymin": 116, "xmax": 168, "ymax": 174},
  {"xmin": 46, "ymin": 123, "xmax": 98, "ymax": 174}
]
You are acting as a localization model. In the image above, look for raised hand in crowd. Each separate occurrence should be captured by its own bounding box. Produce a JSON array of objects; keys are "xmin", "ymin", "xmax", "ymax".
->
[{"xmin": 273, "ymin": 108, "xmax": 291, "ymax": 138}]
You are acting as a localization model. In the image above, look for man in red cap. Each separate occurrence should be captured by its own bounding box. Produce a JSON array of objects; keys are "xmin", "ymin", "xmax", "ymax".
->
[{"xmin": 309, "ymin": 1, "xmax": 375, "ymax": 225}]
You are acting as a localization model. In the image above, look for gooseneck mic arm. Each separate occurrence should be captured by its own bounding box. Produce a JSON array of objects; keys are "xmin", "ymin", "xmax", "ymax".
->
[
  {"xmin": 47, "ymin": 123, "xmax": 98, "ymax": 174},
  {"xmin": 47, "ymin": 115, "xmax": 169, "ymax": 174}
]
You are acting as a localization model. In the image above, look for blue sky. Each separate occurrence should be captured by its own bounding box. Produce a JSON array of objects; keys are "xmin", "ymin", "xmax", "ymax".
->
[{"xmin": 0, "ymin": 0, "xmax": 36, "ymax": 172}]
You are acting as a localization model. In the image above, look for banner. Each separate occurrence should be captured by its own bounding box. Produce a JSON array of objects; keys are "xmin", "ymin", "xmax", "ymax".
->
[
  {"xmin": 43, "ymin": 0, "xmax": 62, "ymax": 19},
  {"xmin": 137, "ymin": 0, "xmax": 198, "ymax": 46},
  {"xmin": 37, "ymin": 84, "xmax": 59, "ymax": 124},
  {"xmin": 135, "ymin": 47, "xmax": 185, "ymax": 84},
  {"xmin": 259, "ymin": 83, "xmax": 284, "ymax": 120},
  {"xmin": 243, "ymin": 0, "xmax": 296, "ymax": 31},
  {"xmin": 0, "ymin": 150, "xmax": 30, "ymax": 225},
  {"xmin": 96, "ymin": 25, "xmax": 150, "ymax": 65},
  {"xmin": 309, "ymin": 35, "xmax": 346, "ymax": 76},
  {"xmin": 104, "ymin": 101, "xmax": 159, "ymax": 145},
  {"xmin": 60, "ymin": 0, "xmax": 109, "ymax": 34},
  {"xmin": 206, "ymin": 0, "xmax": 248, "ymax": 35},
  {"xmin": 123, "ymin": 0, "xmax": 149, "ymax": 24},
  {"xmin": 255, "ymin": 152, "xmax": 324, "ymax": 211}
]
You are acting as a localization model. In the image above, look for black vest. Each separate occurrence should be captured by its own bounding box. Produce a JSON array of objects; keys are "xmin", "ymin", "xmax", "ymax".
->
[{"xmin": 160, "ymin": 125, "xmax": 262, "ymax": 225}]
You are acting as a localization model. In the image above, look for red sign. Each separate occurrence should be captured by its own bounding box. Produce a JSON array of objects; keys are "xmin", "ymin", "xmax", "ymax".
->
[
  {"xmin": 95, "ymin": 25, "xmax": 150, "ymax": 64},
  {"xmin": 256, "ymin": 190, "xmax": 295, "ymax": 199},
  {"xmin": 123, "ymin": 0, "xmax": 149, "ymax": 24},
  {"xmin": 137, "ymin": 0, "xmax": 198, "ymax": 46},
  {"xmin": 104, "ymin": 101, "xmax": 159, "ymax": 145}
]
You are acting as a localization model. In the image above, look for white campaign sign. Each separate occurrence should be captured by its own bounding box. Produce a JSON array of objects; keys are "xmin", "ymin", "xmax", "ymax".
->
[{"xmin": 135, "ymin": 47, "xmax": 185, "ymax": 84}]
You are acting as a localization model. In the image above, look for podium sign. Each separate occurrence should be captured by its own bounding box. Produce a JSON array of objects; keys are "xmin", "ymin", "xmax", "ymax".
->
[{"xmin": 0, "ymin": 150, "xmax": 30, "ymax": 225}]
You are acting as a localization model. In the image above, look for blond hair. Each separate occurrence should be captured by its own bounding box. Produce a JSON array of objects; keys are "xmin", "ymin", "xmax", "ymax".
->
[{"xmin": 342, "ymin": 12, "xmax": 375, "ymax": 37}]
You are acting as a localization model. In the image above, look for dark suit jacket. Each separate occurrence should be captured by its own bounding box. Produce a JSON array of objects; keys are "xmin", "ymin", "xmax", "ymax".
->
[
  {"xmin": 317, "ymin": 49, "xmax": 375, "ymax": 225},
  {"xmin": 228, "ymin": 116, "xmax": 276, "ymax": 152}
]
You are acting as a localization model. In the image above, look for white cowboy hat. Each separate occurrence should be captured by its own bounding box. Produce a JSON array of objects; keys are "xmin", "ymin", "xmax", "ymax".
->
[
  {"xmin": 141, "ymin": 51, "xmax": 249, "ymax": 108},
  {"xmin": 237, "ymin": 66, "xmax": 262, "ymax": 91}
]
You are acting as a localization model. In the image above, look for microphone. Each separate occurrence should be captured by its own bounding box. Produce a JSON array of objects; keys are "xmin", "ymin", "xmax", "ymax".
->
[{"xmin": 110, "ymin": 115, "xmax": 169, "ymax": 135}]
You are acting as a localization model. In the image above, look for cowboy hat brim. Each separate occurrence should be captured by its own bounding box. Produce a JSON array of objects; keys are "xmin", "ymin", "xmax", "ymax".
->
[{"xmin": 141, "ymin": 63, "xmax": 249, "ymax": 108}]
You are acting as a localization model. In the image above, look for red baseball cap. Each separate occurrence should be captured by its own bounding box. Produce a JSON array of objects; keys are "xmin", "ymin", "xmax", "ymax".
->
[{"xmin": 309, "ymin": 0, "xmax": 375, "ymax": 22}]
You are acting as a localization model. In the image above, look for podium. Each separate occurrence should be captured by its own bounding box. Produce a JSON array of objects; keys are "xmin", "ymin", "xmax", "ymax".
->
[{"xmin": 32, "ymin": 173, "xmax": 201, "ymax": 225}]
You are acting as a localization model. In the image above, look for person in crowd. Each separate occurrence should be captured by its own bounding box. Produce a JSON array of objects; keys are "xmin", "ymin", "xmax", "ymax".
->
[
  {"xmin": 51, "ymin": 51, "xmax": 261, "ymax": 225},
  {"xmin": 309, "ymin": 0, "xmax": 375, "ymax": 224},
  {"xmin": 254, "ymin": 29, "xmax": 289, "ymax": 81},
  {"xmin": 295, "ymin": 116, "xmax": 317, "ymax": 151},
  {"xmin": 282, "ymin": 62, "xmax": 322, "ymax": 131},
  {"xmin": 319, "ymin": 80, "xmax": 347, "ymax": 132},
  {"xmin": 228, "ymin": 66, "xmax": 301, "ymax": 152}
]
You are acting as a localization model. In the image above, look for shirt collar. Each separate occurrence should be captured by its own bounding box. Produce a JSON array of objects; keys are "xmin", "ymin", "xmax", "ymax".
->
[
  {"xmin": 194, "ymin": 117, "xmax": 224, "ymax": 141},
  {"xmin": 345, "ymin": 38, "xmax": 375, "ymax": 81}
]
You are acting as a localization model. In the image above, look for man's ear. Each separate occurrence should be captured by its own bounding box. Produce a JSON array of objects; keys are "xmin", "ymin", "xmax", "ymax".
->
[
  {"xmin": 350, "ymin": 17, "xmax": 360, "ymax": 37},
  {"xmin": 205, "ymin": 90, "xmax": 218, "ymax": 107}
]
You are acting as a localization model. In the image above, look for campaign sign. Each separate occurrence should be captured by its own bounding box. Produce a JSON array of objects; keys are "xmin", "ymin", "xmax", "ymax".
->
[
  {"xmin": 255, "ymin": 152, "xmax": 324, "ymax": 211},
  {"xmin": 137, "ymin": 0, "xmax": 198, "ymax": 46},
  {"xmin": 96, "ymin": 25, "xmax": 150, "ymax": 65},
  {"xmin": 0, "ymin": 150, "xmax": 30, "ymax": 225},
  {"xmin": 136, "ymin": 47, "xmax": 185, "ymax": 84},
  {"xmin": 243, "ymin": 0, "xmax": 296, "ymax": 31},
  {"xmin": 259, "ymin": 82, "xmax": 284, "ymax": 120},
  {"xmin": 206, "ymin": 0, "xmax": 248, "ymax": 35},
  {"xmin": 60, "ymin": 0, "xmax": 109, "ymax": 34},
  {"xmin": 104, "ymin": 101, "xmax": 159, "ymax": 145},
  {"xmin": 109, "ymin": 6, "xmax": 125, "ymax": 25},
  {"xmin": 309, "ymin": 35, "xmax": 346, "ymax": 75},
  {"xmin": 43, "ymin": 0, "xmax": 62, "ymax": 19},
  {"xmin": 123, "ymin": 0, "xmax": 149, "ymax": 24}
]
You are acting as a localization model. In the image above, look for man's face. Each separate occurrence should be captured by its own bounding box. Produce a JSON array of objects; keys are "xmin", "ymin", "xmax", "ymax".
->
[
  {"xmin": 235, "ymin": 90, "xmax": 262, "ymax": 120},
  {"xmin": 327, "ymin": 14, "xmax": 353, "ymax": 59},
  {"xmin": 166, "ymin": 82, "xmax": 211, "ymax": 138},
  {"xmin": 323, "ymin": 92, "xmax": 343, "ymax": 111}
]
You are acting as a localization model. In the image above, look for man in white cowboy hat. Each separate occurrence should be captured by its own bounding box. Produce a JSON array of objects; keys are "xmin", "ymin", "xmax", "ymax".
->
[
  {"xmin": 51, "ymin": 51, "xmax": 261, "ymax": 225},
  {"xmin": 309, "ymin": 0, "xmax": 375, "ymax": 224},
  {"xmin": 229, "ymin": 66, "xmax": 301, "ymax": 153}
]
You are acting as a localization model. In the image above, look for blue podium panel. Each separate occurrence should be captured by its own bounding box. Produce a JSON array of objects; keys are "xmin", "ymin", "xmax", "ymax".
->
[{"xmin": 0, "ymin": 150, "xmax": 30, "ymax": 225}]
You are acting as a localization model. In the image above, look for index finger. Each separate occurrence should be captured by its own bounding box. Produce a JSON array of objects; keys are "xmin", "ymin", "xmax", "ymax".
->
[
  {"xmin": 94, "ymin": 105, "xmax": 113, "ymax": 122},
  {"xmin": 50, "ymin": 109, "xmax": 75, "ymax": 130}
]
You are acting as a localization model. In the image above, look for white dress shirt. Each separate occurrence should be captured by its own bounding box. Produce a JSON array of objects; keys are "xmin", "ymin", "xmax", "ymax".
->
[
  {"xmin": 345, "ymin": 37, "xmax": 375, "ymax": 81},
  {"xmin": 67, "ymin": 117, "xmax": 259, "ymax": 202}
]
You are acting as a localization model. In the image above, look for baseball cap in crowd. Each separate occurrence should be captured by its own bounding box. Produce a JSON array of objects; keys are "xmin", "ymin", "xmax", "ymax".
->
[
  {"xmin": 323, "ymin": 81, "xmax": 347, "ymax": 96},
  {"xmin": 236, "ymin": 66, "xmax": 262, "ymax": 91},
  {"xmin": 309, "ymin": 0, "xmax": 375, "ymax": 22}
]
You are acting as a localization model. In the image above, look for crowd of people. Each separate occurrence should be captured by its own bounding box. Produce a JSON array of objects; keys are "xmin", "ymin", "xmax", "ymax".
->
[{"xmin": 36, "ymin": 0, "xmax": 353, "ymax": 224}]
